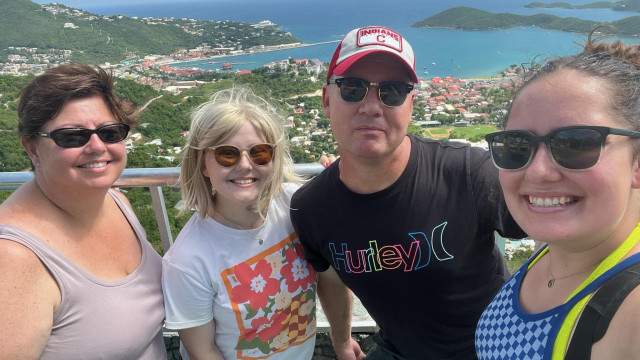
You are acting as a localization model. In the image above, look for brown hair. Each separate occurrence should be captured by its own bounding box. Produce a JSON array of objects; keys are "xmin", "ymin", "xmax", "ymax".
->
[
  {"xmin": 18, "ymin": 63, "xmax": 132, "ymax": 141},
  {"xmin": 511, "ymin": 28, "xmax": 640, "ymax": 132}
]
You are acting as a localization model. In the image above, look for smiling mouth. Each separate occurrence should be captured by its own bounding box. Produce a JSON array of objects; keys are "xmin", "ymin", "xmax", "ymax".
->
[
  {"xmin": 527, "ymin": 195, "xmax": 578, "ymax": 208},
  {"xmin": 79, "ymin": 162, "xmax": 108, "ymax": 168},
  {"xmin": 232, "ymin": 178, "xmax": 256, "ymax": 185}
]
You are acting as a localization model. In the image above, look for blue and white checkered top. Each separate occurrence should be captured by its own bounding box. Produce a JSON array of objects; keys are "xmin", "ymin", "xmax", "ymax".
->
[
  {"xmin": 475, "ymin": 250, "xmax": 640, "ymax": 360},
  {"xmin": 475, "ymin": 267, "xmax": 561, "ymax": 360}
]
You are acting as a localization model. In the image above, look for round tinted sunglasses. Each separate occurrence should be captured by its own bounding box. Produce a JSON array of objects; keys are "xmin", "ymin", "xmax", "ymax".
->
[
  {"xmin": 328, "ymin": 77, "xmax": 414, "ymax": 107},
  {"xmin": 486, "ymin": 125, "xmax": 640, "ymax": 171},
  {"xmin": 208, "ymin": 143, "xmax": 275, "ymax": 167},
  {"xmin": 35, "ymin": 123, "xmax": 130, "ymax": 148}
]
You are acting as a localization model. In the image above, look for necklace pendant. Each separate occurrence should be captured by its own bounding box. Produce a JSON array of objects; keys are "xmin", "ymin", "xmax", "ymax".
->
[
  {"xmin": 548, "ymin": 279, "xmax": 555, "ymax": 288},
  {"xmin": 259, "ymin": 239, "xmax": 263, "ymax": 245}
]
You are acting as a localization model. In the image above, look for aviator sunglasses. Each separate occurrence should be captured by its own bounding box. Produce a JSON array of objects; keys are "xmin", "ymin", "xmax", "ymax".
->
[
  {"xmin": 208, "ymin": 143, "xmax": 275, "ymax": 167},
  {"xmin": 486, "ymin": 125, "xmax": 640, "ymax": 171},
  {"xmin": 328, "ymin": 77, "xmax": 414, "ymax": 107},
  {"xmin": 35, "ymin": 123, "xmax": 130, "ymax": 148}
]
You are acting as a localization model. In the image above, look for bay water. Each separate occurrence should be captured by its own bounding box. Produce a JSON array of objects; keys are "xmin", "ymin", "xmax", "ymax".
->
[{"xmin": 37, "ymin": 0, "xmax": 640, "ymax": 78}]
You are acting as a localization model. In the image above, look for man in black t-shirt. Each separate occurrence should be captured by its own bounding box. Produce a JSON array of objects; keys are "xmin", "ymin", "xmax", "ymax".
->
[{"xmin": 290, "ymin": 25, "xmax": 526, "ymax": 360}]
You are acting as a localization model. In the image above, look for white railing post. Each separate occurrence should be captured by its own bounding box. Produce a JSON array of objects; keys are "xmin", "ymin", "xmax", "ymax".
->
[{"xmin": 149, "ymin": 186, "xmax": 174, "ymax": 253}]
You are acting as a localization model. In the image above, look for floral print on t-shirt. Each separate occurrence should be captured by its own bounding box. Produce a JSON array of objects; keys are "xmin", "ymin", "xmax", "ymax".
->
[{"xmin": 222, "ymin": 234, "xmax": 317, "ymax": 359}]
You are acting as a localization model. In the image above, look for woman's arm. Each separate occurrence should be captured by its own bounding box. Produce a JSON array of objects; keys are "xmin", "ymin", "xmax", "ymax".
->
[
  {"xmin": 0, "ymin": 239, "xmax": 59, "ymax": 359},
  {"xmin": 178, "ymin": 321, "xmax": 224, "ymax": 360}
]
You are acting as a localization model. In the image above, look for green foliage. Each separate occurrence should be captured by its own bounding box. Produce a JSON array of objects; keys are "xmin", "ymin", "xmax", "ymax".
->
[
  {"xmin": 407, "ymin": 123, "xmax": 425, "ymax": 136},
  {"xmin": 316, "ymin": 118, "xmax": 330, "ymax": 129},
  {"xmin": 0, "ymin": 108, "xmax": 18, "ymax": 131},
  {"xmin": 126, "ymin": 145, "xmax": 179, "ymax": 168},
  {"xmin": 0, "ymin": 131, "xmax": 31, "ymax": 171},
  {"xmin": 290, "ymin": 146, "xmax": 314, "ymax": 164},
  {"xmin": 412, "ymin": 96, "xmax": 428, "ymax": 121},
  {"xmin": 431, "ymin": 113, "xmax": 455, "ymax": 125},
  {"xmin": 305, "ymin": 134, "xmax": 336, "ymax": 159},
  {"xmin": 122, "ymin": 187, "xmax": 190, "ymax": 254},
  {"xmin": 448, "ymin": 130, "xmax": 462, "ymax": 139},
  {"xmin": 234, "ymin": 71, "xmax": 321, "ymax": 99},
  {"xmin": 412, "ymin": 6, "xmax": 640, "ymax": 36},
  {"xmin": 136, "ymin": 101, "xmax": 189, "ymax": 147},
  {"xmin": 0, "ymin": 191, "xmax": 12, "ymax": 203},
  {"xmin": 0, "ymin": 74, "xmax": 33, "ymax": 104},
  {"xmin": 446, "ymin": 124, "xmax": 499, "ymax": 139},
  {"xmin": 114, "ymin": 78, "xmax": 160, "ymax": 107},
  {"xmin": 428, "ymin": 128, "xmax": 449, "ymax": 135},
  {"xmin": 506, "ymin": 245, "xmax": 535, "ymax": 274},
  {"xmin": 614, "ymin": 0, "xmax": 640, "ymax": 11}
]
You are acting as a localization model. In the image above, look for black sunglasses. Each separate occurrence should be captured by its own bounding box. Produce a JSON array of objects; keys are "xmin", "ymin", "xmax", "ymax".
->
[
  {"xmin": 208, "ymin": 143, "xmax": 275, "ymax": 167},
  {"xmin": 486, "ymin": 126, "xmax": 640, "ymax": 171},
  {"xmin": 328, "ymin": 77, "xmax": 414, "ymax": 107},
  {"xmin": 36, "ymin": 123, "xmax": 130, "ymax": 148}
]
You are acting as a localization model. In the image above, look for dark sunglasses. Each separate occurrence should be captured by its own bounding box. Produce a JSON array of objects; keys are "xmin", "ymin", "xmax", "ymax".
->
[
  {"xmin": 328, "ymin": 77, "xmax": 414, "ymax": 107},
  {"xmin": 486, "ymin": 125, "xmax": 640, "ymax": 171},
  {"xmin": 35, "ymin": 123, "xmax": 130, "ymax": 148},
  {"xmin": 208, "ymin": 143, "xmax": 275, "ymax": 167}
]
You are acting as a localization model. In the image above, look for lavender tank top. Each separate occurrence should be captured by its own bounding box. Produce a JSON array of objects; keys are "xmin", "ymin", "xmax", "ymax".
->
[{"xmin": 0, "ymin": 191, "xmax": 166, "ymax": 359}]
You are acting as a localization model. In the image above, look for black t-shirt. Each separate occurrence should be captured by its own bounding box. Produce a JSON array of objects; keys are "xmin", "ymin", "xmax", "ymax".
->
[{"xmin": 291, "ymin": 135, "xmax": 526, "ymax": 360}]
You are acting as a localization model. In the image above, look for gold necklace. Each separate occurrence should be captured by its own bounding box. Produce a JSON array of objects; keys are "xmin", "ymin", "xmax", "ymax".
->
[
  {"xmin": 547, "ymin": 262, "xmax": 599, "ymax": 288},
  {"xmin": 213, "ymin": 207, "xmax": 266, "ymax": 245}
]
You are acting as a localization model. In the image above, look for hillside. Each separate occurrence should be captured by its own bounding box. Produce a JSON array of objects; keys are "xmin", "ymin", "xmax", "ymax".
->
[
  {"xmin": 615, "ymin": 0, "xmax": 640, "ymax": 11},
  {"xmin": 526, "ymin": 1, "xmax": 618, "ymax": 9},
  {"xmin": 412, "ymin": 6, "xmax": 640, "ymax": 35},
  {"xmin": 526, "ymin": 0, "xmax": 640, "ymax": 11},
  {"xmin": 0, "ymin": 0, "xmax": 301, "ymax": 64}
]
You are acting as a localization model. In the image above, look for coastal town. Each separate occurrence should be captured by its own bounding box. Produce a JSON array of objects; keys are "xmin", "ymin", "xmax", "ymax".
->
[
  {"xmin": 1, "ymin": 24, "xmax": 523, "ymax": 173},
  {"xmin": 1, "ymin": 2, "xmax": 520, "ymax": 95},
  {"xmin": 0, "ymin": 1, "xmax": 527, "ymax": 168}
]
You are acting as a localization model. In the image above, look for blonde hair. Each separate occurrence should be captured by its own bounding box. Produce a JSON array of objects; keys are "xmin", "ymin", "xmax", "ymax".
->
[{"xmin": 179, "ymin": 85, "xmax": 303, "ymax": 218}]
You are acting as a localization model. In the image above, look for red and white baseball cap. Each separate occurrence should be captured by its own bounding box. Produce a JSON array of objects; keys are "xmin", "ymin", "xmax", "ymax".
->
[{"xmin": 327, "ymin": 26, "xmax": 418, "ymax": 84}]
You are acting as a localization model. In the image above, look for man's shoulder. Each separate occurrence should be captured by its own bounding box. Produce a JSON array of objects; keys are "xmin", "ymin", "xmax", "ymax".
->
[
  {"xmin": 291, "ymin": 168, "xmax": 333, "ymax": 205},
  {"xmin": 410, "ymin": 135, "xmax": 489, "ymax": 163},
  {"xmin": 411, "ymin": 134, "xmax": 469, "ymax": 151}
]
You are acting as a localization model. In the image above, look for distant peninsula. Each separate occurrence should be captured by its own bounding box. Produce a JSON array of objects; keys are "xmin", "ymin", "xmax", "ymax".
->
[
  {"xmin": 526, "ymin": 0, "xmax": 640, "ymax": 11},
  {"xmin": 411, "ymin": 6, "xmax": 640, "ymax": 36},
  {"xmin": 525, "ymin": 2, "xmax": 616, "ymax": 9}
]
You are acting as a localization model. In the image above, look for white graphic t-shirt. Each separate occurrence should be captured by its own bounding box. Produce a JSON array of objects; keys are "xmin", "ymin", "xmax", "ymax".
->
[{"xmin": 163, "ymin": 184, "xmax": 316, "ymax": 359}]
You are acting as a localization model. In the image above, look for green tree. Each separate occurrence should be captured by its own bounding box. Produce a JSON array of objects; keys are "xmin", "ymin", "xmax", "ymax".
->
[{"xmin": 407, "ymin": 123, "xmax": 424, "ymax": 136}]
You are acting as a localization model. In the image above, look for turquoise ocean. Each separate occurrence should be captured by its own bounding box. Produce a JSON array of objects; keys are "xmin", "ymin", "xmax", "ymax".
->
[{"xmin": 36, "ymin": 0, "xmax": 640, "ymax": 79}]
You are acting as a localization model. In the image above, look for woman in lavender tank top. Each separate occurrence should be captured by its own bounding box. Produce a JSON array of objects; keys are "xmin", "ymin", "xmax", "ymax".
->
[{"xmin": 0, "ymin": 63, "xmax": 166, "ymax": 359}]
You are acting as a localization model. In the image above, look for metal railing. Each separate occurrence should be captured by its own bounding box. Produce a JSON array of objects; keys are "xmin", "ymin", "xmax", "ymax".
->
[
  {"xmin": 0, "ymin": 163, "xmax": 377, "ymax": 334},
  {"xmin": 0, "ymin": 164, "xmax": 326, "ymax": 253}
]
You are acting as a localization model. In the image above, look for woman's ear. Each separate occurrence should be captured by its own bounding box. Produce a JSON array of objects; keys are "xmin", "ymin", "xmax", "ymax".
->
[{"xmin": 21, "ymin": 138, "xmax": 40, "ymax": 168}]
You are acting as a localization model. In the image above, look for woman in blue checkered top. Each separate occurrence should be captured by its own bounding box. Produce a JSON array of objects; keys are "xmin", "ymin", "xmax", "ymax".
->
[{"xmin": 476, "ymin": 29, "xmax": 640, "ymax": 359}]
